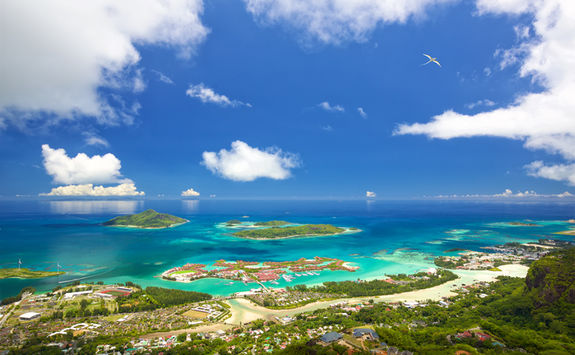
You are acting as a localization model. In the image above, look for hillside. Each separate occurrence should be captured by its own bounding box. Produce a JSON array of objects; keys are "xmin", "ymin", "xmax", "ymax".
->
[{"xmin": 103, "ymin": 209, "xmax": 188, "ymax": 229}]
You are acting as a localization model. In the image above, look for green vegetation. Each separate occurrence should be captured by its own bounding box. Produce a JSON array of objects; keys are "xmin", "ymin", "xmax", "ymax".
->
[
  {"xmin": 525, "ymin": 247, "xmax": 575, "ymax": 306},
  {"xmin": 290, "ymin": 269, "xmax": 458, "ymax": 297},
  {"xmin": 225, "ymin": 219, "xmax": 241, "ymax": 225},
  {"xmin": 434, "ymin": 257, "xmax": 467, "ymax": 269},
  {"xmin": 253, "ymin": 220, "xmax": 291, "ymax": 226},
  {"xmin": 145, "ymin": 287, "xmax": 212, "ymax": 307},
  {"xmin": 116, "ymin": 287, "xmax": 212, "ymax": 313},
  {"xmin": 0, "ymin": 268, "xmax": 64, "ymax": 280},
  {"xmin": 233, "ymin": 224, "xmax": 345, "ymax": 239},
  {"xmin": 103, "ymin": 209, "xmax": 188, "ymax": 229}
]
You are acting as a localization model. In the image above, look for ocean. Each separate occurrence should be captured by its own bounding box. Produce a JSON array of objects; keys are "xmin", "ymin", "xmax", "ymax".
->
[{"xmin": 1, "ymin": 199, "xmax": 574, "ymax": 299}]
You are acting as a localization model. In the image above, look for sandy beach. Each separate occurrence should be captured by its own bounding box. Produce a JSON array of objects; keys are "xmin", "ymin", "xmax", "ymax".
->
[{"xmin": 225, "ymin": 264, "xmax": 528, "ymax": 325}]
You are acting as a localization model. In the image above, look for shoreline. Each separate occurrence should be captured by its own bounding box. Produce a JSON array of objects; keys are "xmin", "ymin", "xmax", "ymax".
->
[
  {"xmin": 224, "ymin": 264, "xmax": 528, "ymax": 324},
  {"xmin": 233, "ymin": 227, "xmax": 362, "ymax": 241},
  {"xmin": 104, "ymin": 220, "xmax": 189, "ymax": 230}
]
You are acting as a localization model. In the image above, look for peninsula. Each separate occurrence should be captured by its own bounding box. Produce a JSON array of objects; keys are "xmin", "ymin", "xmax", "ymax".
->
[
  {"xmin": 0, "ymin": 268, "xmax": 64, "ymax": 279},
  {"xmin": 103, "ymin": 209, "xmax": 188, "ymax": 229},
  {"xmin": 162, "ymin": 257, "xmax": 357, "ymax": 283},
  {"xmin": 232, "ymin": 224, "xmax": 349, "ymax": 240}
]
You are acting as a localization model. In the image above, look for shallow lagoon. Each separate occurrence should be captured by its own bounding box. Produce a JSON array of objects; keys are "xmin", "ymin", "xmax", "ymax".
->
[{"xmin": 0, "ymin": 199, "xmax": 574, "ymax": 298}]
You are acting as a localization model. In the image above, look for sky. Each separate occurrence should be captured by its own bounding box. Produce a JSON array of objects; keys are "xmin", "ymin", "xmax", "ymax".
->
[{"xmin": 0, "ymin": 0, "xmax": 574, "ymax": 199}]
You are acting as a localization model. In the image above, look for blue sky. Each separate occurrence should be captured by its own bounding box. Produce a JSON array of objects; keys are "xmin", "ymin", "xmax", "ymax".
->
[{"xmin": 1, "ymin": 0, "xmax": 574, "ymax": 199}]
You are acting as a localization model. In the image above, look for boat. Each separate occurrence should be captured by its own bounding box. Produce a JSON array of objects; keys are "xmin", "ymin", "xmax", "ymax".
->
[
  {"xmin": 282, "ymin": 274, "xmax": 294, "ymax": 282},
  {"xmin": 270, "ymin": 280, "xmax": 279, "ymax": 285}
]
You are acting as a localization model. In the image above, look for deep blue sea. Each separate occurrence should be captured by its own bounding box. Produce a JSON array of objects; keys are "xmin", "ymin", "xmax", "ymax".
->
[{"xmin": 1, "ymin": 199, "xmax": 574, "ymax": 299}]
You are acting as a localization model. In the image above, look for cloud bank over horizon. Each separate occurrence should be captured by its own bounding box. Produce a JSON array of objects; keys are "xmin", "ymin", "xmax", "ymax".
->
[
  {"xmin": 40, "ymin": 183, "xmax": 145, "ymax": 196},
  {"xmin": 202, "ymin": 140, "xmax": 300, "ymax": 182}
]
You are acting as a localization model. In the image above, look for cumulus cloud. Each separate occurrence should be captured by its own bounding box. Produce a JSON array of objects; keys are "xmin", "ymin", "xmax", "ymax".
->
[
  {"xmin": 0, "ymin": 0, "xmax": 208, "ymax": 128},
  {"xmin": 318, "ymin": 101, "xmax": 344, "ymax": 112},
  {"xmin": 244, "ymin": 0, "xmax": 455, "ymax": 46},
  {"xmin": 202, "ymin": 140, "xmax": 300, "ymax": 181},
  {"xmin": 366, "ymin": 191, "xmax": 376, "ymax": 198},
  {"xmin": 396, "ymin": 0, "xmax": 575, "ymax": 185},
  {"xmin": 525, "ymin": 161, "xmax": 575, "ymax": 186},
  {"xmin": 186, "ymin": 83, "xmax": 252, "ymax": 107},
  {"xmin": 40, "ymin": 183, "xmax": 144, "ymax": 196},
  {"xmin": 42, "ymin": 144, "xmax": 130, "ymax": 185},
  {"xmin": 357, "ymin": 107, "xmax": 368, "ymax": 118},
  {"xmin": 181, "ymin": 187, "xmax": 200, "ymax": 197}
]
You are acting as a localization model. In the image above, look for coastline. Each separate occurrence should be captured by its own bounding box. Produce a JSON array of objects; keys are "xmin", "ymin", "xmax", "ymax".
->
[
  {"xmin": 105, "ymin": 220, "xmax": 189, "ymax": 230},
  {"xmin": 224, "ymin": 264, "xmax": 528, "ymax": 325},
  {"xmin": 233, "ymin": 227, "xmax": 362, "ymax": 241}
]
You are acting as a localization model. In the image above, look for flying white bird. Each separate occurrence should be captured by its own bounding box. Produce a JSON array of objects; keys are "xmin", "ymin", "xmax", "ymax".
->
[{"xmin": 422, "ymin": 53, "xmax": 441, "ymax": 67}]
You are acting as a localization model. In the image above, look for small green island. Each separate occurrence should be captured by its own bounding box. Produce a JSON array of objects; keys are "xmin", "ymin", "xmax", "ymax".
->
[
  {"xmin": 103, "ymin": 209, "xmax": 188, "ymax": 229},
  {"xmin": 0, "ymin": 268, "xmax": 64, "ymax": 279},
  {"xmin": 232, "ymin": 224, "xmax": 351, "ymax": 240}
]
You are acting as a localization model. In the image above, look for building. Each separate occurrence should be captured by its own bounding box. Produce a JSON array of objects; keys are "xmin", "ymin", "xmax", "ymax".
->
[
  {"xmin": 19, "ymin": 312, "xmax": 41, "ymax": 321},
  {"xmin": 319, "ymin": 332, "xmax": 343, "ymax": 344},
  {"xmin": 63, "ymin": 290, "xmax": 92, "ymax": 300},
  {"xmin": 353, "ymin": 328, "xmax": 380, "ymax": 341},
  {"xmin": 94, "ymin": 292, "xmax": 113, "ymax": 299}
]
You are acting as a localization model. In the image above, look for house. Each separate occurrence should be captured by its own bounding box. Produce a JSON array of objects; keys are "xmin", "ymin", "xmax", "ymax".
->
[
  {"xmin": 319, "ymin": 332, "xmax": 343, "ymax": 344},
  {"xmin": 353, "ymin": 328, "xmax": 379, "ymax": 341}
]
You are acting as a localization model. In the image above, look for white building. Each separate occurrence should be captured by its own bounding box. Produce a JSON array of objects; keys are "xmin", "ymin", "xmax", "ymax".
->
[
  {"xmin": 19, "ymin": 312, "xmax": 41, "ymax": 320},
  {"xmin": 64, "ymin": 290, "xmax": 92, "ymax": 300}
]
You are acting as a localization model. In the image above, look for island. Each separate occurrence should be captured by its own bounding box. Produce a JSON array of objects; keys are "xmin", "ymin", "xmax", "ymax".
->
[
  {"xmin": 103, "ymin": 209, "xmax": 188, "ymax": 229},
  {"xmin": 232, "ymin": 224, "xmax": 350, "ymax": 240},
  {"xmin": 162, "ymin": 257, "xmax": 358, "ymax": 284},
  {"xmin": 0, "ymin": 268, "xmax": 64, "ymax": 279},
  {"xmin": 253, "ymin": 220, "xmax": 291, "ymax": 227}
]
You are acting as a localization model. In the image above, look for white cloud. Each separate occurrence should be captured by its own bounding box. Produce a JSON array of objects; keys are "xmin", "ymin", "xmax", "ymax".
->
[
  {"xmin": 83, "ymin": 133, "xmax": 110, "ymax": 148},
  {"xmin": 186, "ymin": 83, "xmax": 252, "ymax": 107},
  {"xmin": 525, "ymin": 161, "xmax": 575, "ymax": 186},
  {"xmin": 42, "ymin": 144, "xmax": 130, "ymax": 185},
  {"xmin": 202, "ymin": 140, "xmax": 300, "ymax": 181},
  {"xmin": 244, "ymin": 0, "xmax": 455, "ymax": 46},
  {"xmin": 318, "ymin": 101, "xmax": 344, "ymax": 112},
  {"xmin": 151, "ymin": 70, "xmax": 174, "ymax": 85},
  {"xmin": 465, "ymin": 99, "xmax": 495, "ymax": 109},
  {"xmin": 0, "ymin": 0, "xmax": 208, "ymax": 128},
  {"xmin": 396, "ymin": 0, "xmax": 575, "ymax": 185},
  {"xmin": 357, "ymin": 107, "xmax": 368, "ymax": 118},
  {"xmin": 40, "ymin": 183, "xmax": 144, "ymax": 196},
  {"xmin": 321, "ymin": 125, "xmax": 333, "ymax": 132},
  {"xmin": 366, "ymin": 191, "xmax": 376, "ymax": 198},
  {"xmin": 181, "ymin": 187, "xmax": 200, "ymax": 197}
]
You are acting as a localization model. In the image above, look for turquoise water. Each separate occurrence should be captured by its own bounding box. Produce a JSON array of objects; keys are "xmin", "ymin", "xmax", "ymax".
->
[{"xmin": 1, "ymin": 199, "xmax": 574, "ymax": 298}]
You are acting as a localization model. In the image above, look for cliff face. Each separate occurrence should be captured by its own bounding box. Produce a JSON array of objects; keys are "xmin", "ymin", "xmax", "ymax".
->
[{"xmin": 525, "ymin": 248, "xmax": 575, "ymax": 306}]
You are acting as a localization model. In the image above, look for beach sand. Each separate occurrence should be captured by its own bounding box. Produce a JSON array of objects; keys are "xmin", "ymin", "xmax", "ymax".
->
[{"xmin": 225, "ymin": 264, "xmax": 528, "ymax": 325}]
